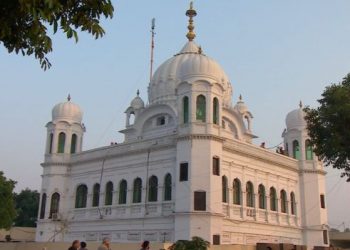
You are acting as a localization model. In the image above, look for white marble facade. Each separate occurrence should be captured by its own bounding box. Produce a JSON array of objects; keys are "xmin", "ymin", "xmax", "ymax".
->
[{"xmin": 35, "ymin": 5, "xmax": 329, "ymax": 248}]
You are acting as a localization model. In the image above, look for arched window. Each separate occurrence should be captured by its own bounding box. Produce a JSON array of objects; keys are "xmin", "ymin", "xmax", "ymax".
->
[
  {"xmin": 75, "ymin": 184, "xmax": 88, "ymax": 208},
  {"xmin": 270, "ymin": 187, "xmax": 277, "ymax": 211},
  {"xmin": 233, "ymin": 178, "xmax": 241, "ymax": 205},
  {"xmin": 119, "ymin": 180, "xmax": 127, "ymax": 204},
  {"xmin": 49, "ymin": 192, "xmax": 60, "ymax": 218},
  {"xmin": 290, "ymin": 192, "xmax": 296, "ymax": 215},
  {"xmin": 258, "ymin": 184, "xmax": 266, "ymax": 209},
  {"xmin": 196, "ymin": 95, "xmax": 206, "ymax": 122},
  {"xmin": 293, "ymin": 140, "xmax": 300, "ymax": 160},
  {"xmin": 281, "ymin": 190, "xmax": 288, "ymax": 213},
  {"xmin": 105, "ymin": 181, "xmax": 113, "ymax": 206},
  {"xmin": 305, "ymin": 139, "xmax": 313, "ymax": 160},
  {"xmin": 129, "ymin": 112, "xmax": 135, "ymax": 125},
  {"xmin": 246, "ymin": 182, "xmax": 254, "ymax": 207},
  {"xmin": 57, "ymin": 132, "xmax": 66, "ymax": 153},
  {"xmin": 164, "ymin": 174, "xmax": 172, "ymax": 201},
  {"xmin": 222, "ymin": 176, "xmax": 228, "ymax": 203},
  {"xmin": 92, "ymin": 183, "xmax": 100, "ymax": 207},
  {"xmin": 70, "ymin": 134, "xmax": 77, "ymax": 154},
  {"xmin": 39, "ymin": 193, "xmax": 47, "ymax": 219},
  {"xmin": 133, "ymin": 178, "xmax": 142, "ymax": 203},
  {"xmin": 148, "ymin": 176, "xmax": 158, "ymax": 202},
  {"xmin": 48, "ymin": 133, "xmax": 54, "ymax": 154},
  {"xmin": 183, "ymin": 96, "xmax": 189, "ymax": 124},
  {"xmin": 213, "ymin": 97, "xmax": 219, "ymax": 125}
]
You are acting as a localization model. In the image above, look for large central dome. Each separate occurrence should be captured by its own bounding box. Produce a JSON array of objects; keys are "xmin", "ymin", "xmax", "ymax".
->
[
  {"xmin": 149, "ymin": 41, "xmax": 233, "ymax": 105},
  {"xmin": 148, "ymin": 2, "xmax": 233, "ymax": 106}
]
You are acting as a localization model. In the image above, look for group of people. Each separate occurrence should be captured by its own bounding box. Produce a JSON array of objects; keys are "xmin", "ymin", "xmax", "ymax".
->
[
  {"xmin": 68, "ymin": 237, "xmax": 150, "ymax": 250},
  {"xmin": 68, "ymin": 240, "xmax": 88, "ymax": 250}
]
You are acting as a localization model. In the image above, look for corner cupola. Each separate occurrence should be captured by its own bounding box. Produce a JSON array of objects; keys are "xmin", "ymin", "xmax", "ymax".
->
[{"xmin": 52, "ymin": 94, "xmax": 83, "ymax": 123}]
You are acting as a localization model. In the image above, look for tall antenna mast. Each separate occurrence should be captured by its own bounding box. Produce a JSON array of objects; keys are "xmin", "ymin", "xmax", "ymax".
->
[{"xmin": 149, "ymin": 18, "xmax": 156, "ymax": 83}]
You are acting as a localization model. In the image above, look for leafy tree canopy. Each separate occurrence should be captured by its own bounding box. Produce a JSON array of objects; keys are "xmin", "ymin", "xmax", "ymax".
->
[
  {"xmin": 168, "ymin": 236, "xmax": 210, "ymax": 250},
  {"xmin": 0, "ymin": 171, "xmax": 16, "ymax": 229},
  {"xmin": 14, "ymin": 189, "xmax": 40, "ymax": 227},
  {"xmin": 0, "ymin": 0, "xmax": 114, "ymax": 70},
  {"xmin": 305, "ymin": 73, "xmax": 350, "ymax": 181}
]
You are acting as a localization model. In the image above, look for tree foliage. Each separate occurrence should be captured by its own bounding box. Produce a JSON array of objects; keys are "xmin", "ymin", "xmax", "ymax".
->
[
  {"xmin": 168, "ymin": 236, "xmax": 210, "ymax": 250},
  {"xmin": 14, "ymin": 189, "xmax": 40, "ymax": 227},
  {"xmin": 0, "ymin": 0, "xmax": 114, "ymax": 70},
  {"xmin": 304, "ymin": 73, "xmax": 350, "ymax": 181},
  {"xmin": 0, "ymin": 171, "xmax": 16, "ymax": 229}
]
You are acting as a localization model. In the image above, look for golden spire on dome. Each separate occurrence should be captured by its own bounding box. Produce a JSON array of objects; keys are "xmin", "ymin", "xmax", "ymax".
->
[{"xmin": 186, "ymin": 1, "xmax": 197, "ymax": 41}]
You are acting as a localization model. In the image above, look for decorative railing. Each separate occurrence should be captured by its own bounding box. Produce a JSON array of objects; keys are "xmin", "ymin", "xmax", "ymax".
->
[
  {"xmin": 71, "ymin": 202, "xmax": 174, "ymax": 220},
  {"xmin": 221, "ymin": 204, "xmax": 298, "ymax": 227},
  {"xmin": 222, "ymin": 204, "xmax": 229, "ymax": 216}
]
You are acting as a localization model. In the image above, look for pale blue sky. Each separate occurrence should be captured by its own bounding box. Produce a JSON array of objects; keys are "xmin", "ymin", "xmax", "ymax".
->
[{"xmin": 1, "ymin": 0, "xmax": 350, "ymax": 228}]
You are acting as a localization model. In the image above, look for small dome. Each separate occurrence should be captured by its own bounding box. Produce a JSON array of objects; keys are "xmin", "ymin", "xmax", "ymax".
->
[
  {"xmin": 130, "ymin": 90, "xmax": 145, "ymax": 110},
  {"xmin": 52, "ymin": 95, "xmax": 83, "ymax": 123},
  {"xmin": 149, "ymin": 41, "xmax": 233, "ymax": 105},
  {"xmin": 234, "ymin": 95, "xmax": 249, "ymax": 114},
  {"xmin": 285, "ymin": 102, "xmax": 307, "ymax": 130}
]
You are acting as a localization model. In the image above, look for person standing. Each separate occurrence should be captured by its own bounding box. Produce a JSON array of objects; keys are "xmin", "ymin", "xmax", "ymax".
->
[
  {"xmin": 97, "ymin": 237, "xmax": 111, "ymax": 250},
  {"xmin": 68, "ymin": 240, "xmax": 80, "ymax": 250},
  {"xmin": 140, "ymin": 241, "xmax": 150, "ymax": 250}
]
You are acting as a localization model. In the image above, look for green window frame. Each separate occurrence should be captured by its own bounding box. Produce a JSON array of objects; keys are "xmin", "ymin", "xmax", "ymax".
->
[
  {"xmin": 233, "ymin": 178, "xmax": 241, "ymax": 205},
  {"xmin": 92, "ymin": 183, "xmax": 100, "ymax": 207},
  {"xmin": 258, "ymin": 184, "xmax": 266, "ymax": 209},
  {"xmin": 70, "ymin": 134, "xmax": 77, "ymax": 154},
  {"xmin": 196, "ymin": 95, "xmax": 206, "ymax": 122},
  {"xmin": 222, "ymin": 176, "xmax": 228, "ymax": 203},
  {"xmin": 48, "ymin": 133, "xmax": 53, "ymax": 154},
  {"xmin": 133, "ymin": 178, "xmax": 142, "ymax": 203},
  {"xmin": 164, "ymin": 174, "xmax": 172, "ymax": 201},
  {"xmin": 213, "ymin": 97, "xmax": 219, "ymax": 125},
  {"xmin": 105, "ymin": 181, "xmax": 113, "ymax": 206},
  {"xmin": 246, "ymin": 181, "xmax": 254, "ymax": 207},
  {"xmin": 293, "ymin": 140, "xmax": 300, "ymax": 160},
  {"xmin": 49, "ymin": 192, "xmax": 60, "ymax": 218},
  {"xmin": 270, "ymin": 187, "xmax": 277, "ymax": 211},
  {"xmin": 290, "ymin": 192, "xmax": 296, "ymax": 215},
  {"xmin": 148, "ymin": 176, "xmax": 158, "ymax": 202},
  {"xmin": 75, "ymin": 185, "xmax": 88, "ymax": 208},
  {"xmin": 305, "ymin": 139, "xmax": 313, "ymax": 160},
  {"xmin": 280, "ymin": 190, "xmax": 288, "ymax": 213},
  {"xmin": 183, "ymin": 96, "xmax": 189, "ymax": 124},
  {"xmin": 119, "ymin": 180, "xmax": 127, "ymax": 204},
  {"xmin": 39, "ymin": 193, "xmax": 47, "ymax": 219},
  {"xmin": 57, "ymin": 132, "xmax": 66, "ymax": 153}
]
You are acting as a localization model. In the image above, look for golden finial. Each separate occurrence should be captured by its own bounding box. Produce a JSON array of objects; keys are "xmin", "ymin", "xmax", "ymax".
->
[
  {"xmin": 186, "ymin": 1, "xmax": 197, "ymax": 41},
  {"xmin": 67, "ymin": 94, "xmax": 71, "ymax": 101},
  {"xmin": 239, "ymin": 94, "xmax": 243, "ymax": 101}
]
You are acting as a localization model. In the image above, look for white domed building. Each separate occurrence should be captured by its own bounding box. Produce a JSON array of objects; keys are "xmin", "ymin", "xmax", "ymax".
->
[{"xmin": 36, "ymin": 4, "xmax": 328, "ymax": 248}]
